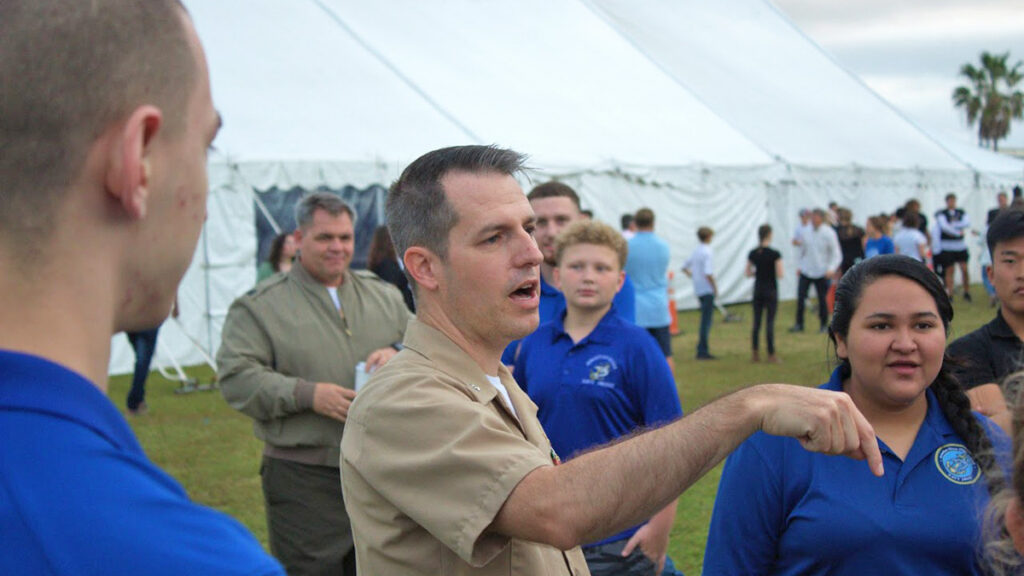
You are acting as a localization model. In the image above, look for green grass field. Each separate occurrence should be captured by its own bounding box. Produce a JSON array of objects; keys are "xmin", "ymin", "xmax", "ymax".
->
[{"xmin": 109, "ymin": 286, "xmax": 996, "ymax": 574}]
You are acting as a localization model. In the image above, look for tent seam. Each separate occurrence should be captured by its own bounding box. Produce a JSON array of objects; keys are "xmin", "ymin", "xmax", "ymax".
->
[{"xmin": 309, "ymin": 0, "xmax": 485, "ymax": 145}]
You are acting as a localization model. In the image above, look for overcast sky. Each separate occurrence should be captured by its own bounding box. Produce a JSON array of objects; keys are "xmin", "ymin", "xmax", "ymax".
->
[{"xmin": 773, "ymin": 0, "xmax": 1024, "ymax": 150}]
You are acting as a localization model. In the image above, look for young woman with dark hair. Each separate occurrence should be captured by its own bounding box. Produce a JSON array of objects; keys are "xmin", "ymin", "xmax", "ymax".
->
[
  {"xmin": 257, "ymin": 232, "xmax": 297, "ymax": 282},
  {"xmin": 704, "ymin": 255, "xmax": 1009, "ymax": 576}
]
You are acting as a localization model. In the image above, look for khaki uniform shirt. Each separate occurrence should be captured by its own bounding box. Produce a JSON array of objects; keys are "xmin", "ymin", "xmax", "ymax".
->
[
  {"xmin": 218, "ymin": 262, "xmax": 411, "ymax": 466},
  {"xmin": 341, "ymin": 320, "xmax": 590, "ymax": 575}
]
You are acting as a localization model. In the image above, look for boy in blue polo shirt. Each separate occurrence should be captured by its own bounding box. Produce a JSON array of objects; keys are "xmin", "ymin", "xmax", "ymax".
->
[{"xmin": 514, "ymin": 220, "xmax": 683, "ymax": 576}]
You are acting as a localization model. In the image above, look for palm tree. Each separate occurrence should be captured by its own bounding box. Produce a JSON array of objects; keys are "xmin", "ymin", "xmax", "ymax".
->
[{"xmin": 952, "ymin": 51, "xmax": 1024, "ymax": 151}]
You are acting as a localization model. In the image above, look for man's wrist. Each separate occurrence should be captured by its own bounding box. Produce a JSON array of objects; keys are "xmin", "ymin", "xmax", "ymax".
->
[{"xmin": 731, "ymin": 385, "xmax": 774, "ymax": 436}]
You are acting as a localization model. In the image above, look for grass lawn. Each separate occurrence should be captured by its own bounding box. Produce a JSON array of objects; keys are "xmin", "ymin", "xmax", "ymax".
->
[{"xmin": 109, "ymin": 285, "xmax": 996, "ymax": 575}]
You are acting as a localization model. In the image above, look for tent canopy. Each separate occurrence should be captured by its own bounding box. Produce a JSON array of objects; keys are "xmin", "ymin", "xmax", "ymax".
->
[{"xmin": 109, "ymin": 0, "xmax": 1022, "ymax": 375}]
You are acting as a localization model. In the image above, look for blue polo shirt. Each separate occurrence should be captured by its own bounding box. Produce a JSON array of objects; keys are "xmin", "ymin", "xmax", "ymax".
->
[
  {"xmin": 703, "ymin": 367, "xmax": 1009, "ymax": 576},
  {"xmin": 514, "ymin": 308, "xmax": 682, "ymax": 546},
  {"xmin": 0, "ymin": 349, "xmax": 284, "ymax": 576},
  {"xmin": 502, "ymin": 274, "xmax": 636, "ymax": 365}
]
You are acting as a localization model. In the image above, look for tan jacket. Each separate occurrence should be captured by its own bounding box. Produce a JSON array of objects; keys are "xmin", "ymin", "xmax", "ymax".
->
[
  {"xmin": 341, "ymin": 320, "xmax": 590, "ymax": 575},
  {"xmin": 218, "ymin": 262, "xmax": 411, "ymax": 467}
]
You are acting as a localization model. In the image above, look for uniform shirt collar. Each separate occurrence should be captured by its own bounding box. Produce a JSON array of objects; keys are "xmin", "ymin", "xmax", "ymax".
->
[
  {"xmin": 402, "ymin": 319, "xmax": 501, "ymax": 406},
  {"xmin": 291, "ymin": 259, "xmax": 351, "ymax": 292},
  {"xmin": 550, "ymin": 305, "xmax": 621, "ymax": 346}
]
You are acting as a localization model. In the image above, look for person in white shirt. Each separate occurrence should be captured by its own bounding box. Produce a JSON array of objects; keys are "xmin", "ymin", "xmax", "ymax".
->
[
  {"xmin": 791, "ymin": 208, "xmax": 812, "ymax": 276},
  {"xmin": 894, "ymin": 212, "xmax": 929, "ymax": 263},
  {"xmin": 935, "ymin": 193, "xmax": 973, "ymax": 300},
  {"xmin": 789, "ymin": 208, "xmax": 841, "ymax": 334},
  {"xmin": 683, "ymin": 227, "xmax": 717, "ymax": 359}
]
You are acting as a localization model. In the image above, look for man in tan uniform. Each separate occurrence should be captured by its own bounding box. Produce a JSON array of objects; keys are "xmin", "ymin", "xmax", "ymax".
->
[
  {"xmin": 341, "ymin": 145, "xmax": 884, "ymax": 575},
  {"xmin": 218, "ymin": 192, "xmax": 411, "ymax": 575}
]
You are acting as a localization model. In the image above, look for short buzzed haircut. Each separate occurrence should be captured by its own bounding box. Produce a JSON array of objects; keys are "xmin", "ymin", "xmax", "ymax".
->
[
  {"xmin": 554, "ymin": 220, "xmax": 628, "ymax": 268},
  {"xmin": 697, "ymin": 227, "xmax": 714, "ymax": 242},
  {"xmin": 634, "ymin": 208, "xmax": 655, "ymax": 229},
  {"xmin": 527, "ymin": 181, "xmax": 581, "ymax": 210},
  {"xmin": 0, "ymin": 0, "xmax": 196, "ymax": 239},
  {"xmin": 987, "ymin": 208, "xmax": 1024, "ymax": 257},
  {"xmin": 946, "ymin": 192, "xmax": 957, "ymax": 202},
  {"xmin": 758, "ymin": 224, "xmax": 773, "ymax": 242},
  {"xmin": 295, "ymin": 192, "xmax": 356, "ymax": 230},
  {"xmin": 387, "ymin": 145, "xmax": 527, "ymax": 265}
]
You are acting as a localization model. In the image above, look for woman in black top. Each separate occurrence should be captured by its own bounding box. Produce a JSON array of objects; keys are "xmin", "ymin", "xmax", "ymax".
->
[
  {"xmin": 746, "ymin": 224, "xmax": 783, "ymax": 363},
  {"xmin": 836, "ymin": 207, "xmax": 865, "ymax": 274},
  {"xmin": 368, "ymin": 225, "xmax": 415, "ymax": 312}
]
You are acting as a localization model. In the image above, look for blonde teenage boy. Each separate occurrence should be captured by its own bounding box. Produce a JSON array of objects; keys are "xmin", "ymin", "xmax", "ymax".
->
[{"xmin": 514, "ymin": 220, "xmax": 683, "ymax": 575}]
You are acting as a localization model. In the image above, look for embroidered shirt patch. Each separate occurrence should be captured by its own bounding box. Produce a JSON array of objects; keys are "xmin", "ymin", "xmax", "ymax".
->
[{"xmin": 934, "ymin": 444, "xmax": 980, "ymax": 485}]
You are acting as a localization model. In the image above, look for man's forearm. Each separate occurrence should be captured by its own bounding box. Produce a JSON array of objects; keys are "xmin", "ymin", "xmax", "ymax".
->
[
  {"xmin": 551, "ymin": 388, "xmax": 758, "ymax": 543},
  {"xmin": 494, "ymin": 386, "xmax": 764, "ymax": 549},
  {"xmin": 492, "ymin": 383, "xmax": 880, "ymax": 549}
]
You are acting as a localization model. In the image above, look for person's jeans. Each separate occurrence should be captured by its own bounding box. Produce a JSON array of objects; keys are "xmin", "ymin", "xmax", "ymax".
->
[
  {"xmin": 752, "ymin": 289, "xmax": 778, "ymax": 355},
  {"xmin": 126, "ymin": 327, "xmax": 159, "ymax": 411},
  {"xmin": 794, "ymin": 273, "xmax": 829, "ymax": 330},
  {"xmin": 697, "ymin": 294, "xmax": 714, "ymax": 357}
]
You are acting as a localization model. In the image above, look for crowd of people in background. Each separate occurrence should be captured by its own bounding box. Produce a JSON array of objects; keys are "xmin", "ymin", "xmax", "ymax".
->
[{"xmin": 236, "ymin": 165, "xmax": 1024, "ymax": 576}]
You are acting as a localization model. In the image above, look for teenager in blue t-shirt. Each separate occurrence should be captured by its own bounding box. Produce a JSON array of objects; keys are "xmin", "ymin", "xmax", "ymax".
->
[
  {"xmin": 704, "ymin": 255, "xmax": 1008, "ymax": 576},
  {"xmin": 514, "ymin": 220, "xmax": 682, "ymax": 576}
]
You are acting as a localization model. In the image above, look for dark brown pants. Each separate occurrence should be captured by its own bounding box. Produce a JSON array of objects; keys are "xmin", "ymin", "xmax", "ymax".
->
[{"xmin": 261, "ymin": 456, "xmax": 356, "ymax": 576}]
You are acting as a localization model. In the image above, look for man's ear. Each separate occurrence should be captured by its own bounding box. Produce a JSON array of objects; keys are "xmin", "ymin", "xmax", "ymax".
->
[
  {"xmin": 404, "ymin": 247, "xmax": 440, "ymax": 291},
  {"xmin": 104, "ymin": 105, "xmax": 163, "ymax": 220},
  {"xmin": 552, "ymin": 266, "xmax": 562, "ymax": 291}
]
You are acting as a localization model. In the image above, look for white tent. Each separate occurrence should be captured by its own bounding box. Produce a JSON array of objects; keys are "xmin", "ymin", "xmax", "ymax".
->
[{"xmin": 109, "ymin": 0, "xmax": 1023, "ymax": 374}]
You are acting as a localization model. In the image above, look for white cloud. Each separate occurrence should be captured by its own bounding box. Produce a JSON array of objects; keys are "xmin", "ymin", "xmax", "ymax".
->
[{"xmin": 774, "ymin": 0, "xmax": 1024, "ymax": 149}]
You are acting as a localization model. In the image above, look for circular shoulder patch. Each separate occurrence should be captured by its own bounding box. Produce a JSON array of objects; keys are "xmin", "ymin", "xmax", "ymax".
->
[{"xmin": 934, "ymin": 443, "xmax": 980, "ymax": 485}]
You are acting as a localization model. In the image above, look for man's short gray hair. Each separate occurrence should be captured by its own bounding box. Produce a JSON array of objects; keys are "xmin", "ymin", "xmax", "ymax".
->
[{"xmin": 294, "ymin": 192, "xmax": 356, "ymax": 230}]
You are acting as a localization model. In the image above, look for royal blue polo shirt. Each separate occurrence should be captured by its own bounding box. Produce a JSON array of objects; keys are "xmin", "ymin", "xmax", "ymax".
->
[
  {"xmin": 514, "ymin": 307, "xmax": 682, "ymax": 546},
  {"xmin": 502, "ymin": 274, "xmax": 637, "ymax": 365},
  {"xmin": 703, "ymin": 367, "xmax": 1009, "ymax": 576},
  {"xmin": 0, "ymin": 349, "xmax": 284, "ymax": 576}
]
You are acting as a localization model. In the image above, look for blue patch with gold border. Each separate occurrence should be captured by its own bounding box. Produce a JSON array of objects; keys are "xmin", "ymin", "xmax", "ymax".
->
[{"xmin": 934, "ymin": 443, "xmax": 979, "ymax": 485}]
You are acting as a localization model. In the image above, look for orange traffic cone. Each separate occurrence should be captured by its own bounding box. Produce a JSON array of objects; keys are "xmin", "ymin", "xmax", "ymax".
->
[{"xmin": 668, "ymin": 271, "xmax": 681, "ymax": 336}]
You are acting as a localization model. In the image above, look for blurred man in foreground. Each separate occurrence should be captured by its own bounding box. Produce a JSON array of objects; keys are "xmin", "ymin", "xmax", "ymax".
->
[{"xmin": 0, "ymin": 1, "xmax": 282, "ymax": 574}]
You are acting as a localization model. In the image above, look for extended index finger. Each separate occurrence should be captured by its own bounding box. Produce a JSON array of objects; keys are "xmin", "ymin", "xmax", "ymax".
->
[{"xmin": 852, "ymin": 405, "xmax": 884, "ymax": 477}]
